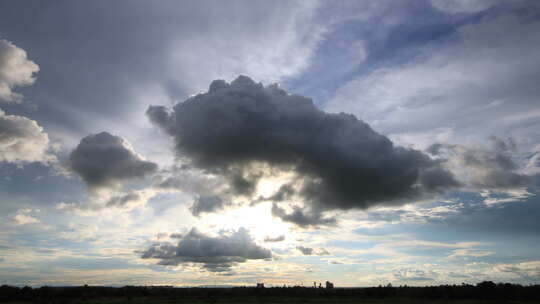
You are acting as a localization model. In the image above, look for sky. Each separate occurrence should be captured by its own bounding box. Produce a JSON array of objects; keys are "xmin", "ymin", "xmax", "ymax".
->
[{"xmin": 1, "ymin": 0, "xmax": 540, "ymax": 287}]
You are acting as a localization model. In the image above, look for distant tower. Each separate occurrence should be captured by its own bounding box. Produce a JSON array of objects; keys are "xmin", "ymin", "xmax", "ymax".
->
[
  {"xmin": 256, "ymin": 283, "xmax": 265, "ymax": 288},
  {"xmin": 325, "ymin": 281, "xmax": 334, "ymax": 289}
]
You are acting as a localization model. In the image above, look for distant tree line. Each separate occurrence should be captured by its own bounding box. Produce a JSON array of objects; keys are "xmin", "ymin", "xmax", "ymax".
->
[{"xmin": 1, "ymin": 281, "xmax": 540, "ymax": 302}]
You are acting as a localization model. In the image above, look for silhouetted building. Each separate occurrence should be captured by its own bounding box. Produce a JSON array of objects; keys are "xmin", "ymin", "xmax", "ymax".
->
[
  {"xmin": 256, "ymin": 283, "xmax": 265, "ymax": 288},
  {"xmin": 326, "ymin": 281, "xmax": 334, "ymax": 289}
]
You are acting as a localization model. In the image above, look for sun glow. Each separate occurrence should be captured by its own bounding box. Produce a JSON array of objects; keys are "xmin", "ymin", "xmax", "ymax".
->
[
  {"xmin": 197, "ymin": 201, "xmax": 291, "ymax": 244},
  {"xmin": 255, "ymin": 171, "xmax": 297, "ymax": 197},
  {"xmin": 257, "ymin": 178, "xmax": 283, "ymax": 198}
]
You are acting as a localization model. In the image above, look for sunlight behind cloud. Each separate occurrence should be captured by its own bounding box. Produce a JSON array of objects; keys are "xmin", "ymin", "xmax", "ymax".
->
[{"xmin": 198, "ymin": 202, "xmax": 291, "ymax": 245}]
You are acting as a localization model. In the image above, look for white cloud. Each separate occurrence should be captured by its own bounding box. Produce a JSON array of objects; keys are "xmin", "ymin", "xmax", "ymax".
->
[
  {"xmin": 13, "ymin": 208, "xmax": 40, "ymax": 225},
  {"xmin": 0, "ymin": 40, "xmax": 54, "ymax": 165},
  {"xmin": 0, "ymin": 39, "xmax": 39, "ymax": 103},
  {"xmin": 0, "ymin": 109, "xmax": 55, "ymax": 164},
  {"xmin": 480, "ymin": 188, "xmax": 535, "ymax": 206}
]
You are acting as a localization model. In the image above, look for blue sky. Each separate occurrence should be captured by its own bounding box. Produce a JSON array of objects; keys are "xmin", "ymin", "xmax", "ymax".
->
[{"xmin": 1, "ymin": 0, "xmax": 540, "ymax": 287}]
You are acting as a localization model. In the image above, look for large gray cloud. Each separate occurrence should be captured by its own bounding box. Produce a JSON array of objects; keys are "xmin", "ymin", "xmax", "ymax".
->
[
  {"xmin": 141, "ymin": 227, "xmax": 271, "ymax": 272},
  {"xmin": 147, "ymin": 76, "xmax": 459, "ymax": 215},
  {"xmin": 69, "ymin": 132, "xmax": 157, "ymax": 189},
  {"xmin": 0, "ymin": 39, "xmax": 39, "ymax": 103}
]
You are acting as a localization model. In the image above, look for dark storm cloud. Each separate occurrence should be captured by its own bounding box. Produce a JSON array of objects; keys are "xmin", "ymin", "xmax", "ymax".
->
[
  {"xmin": 418, "ymin": 166, "xmax": 462, "ymax": 193},
  {"xmin": 428, "ymin": 141, "xmax": 531, "ymax": 190},
  {"xmin": 189, "ymin": 195, "xmax": 230, "ymax": 217},
  {"xmin": 271, "ymin": 203, "xmax": 337, "ymax": 228},
  {"xmin": 141, "ymin": 227, "xmax": 271, "ymax": 272},
  {"xmin": 69, "ymin": 132, "xmax": 157, "ymax": 189},
  {"xmin": 147, "ymin": 76, "xmax": 458, "ymax": 213}
]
